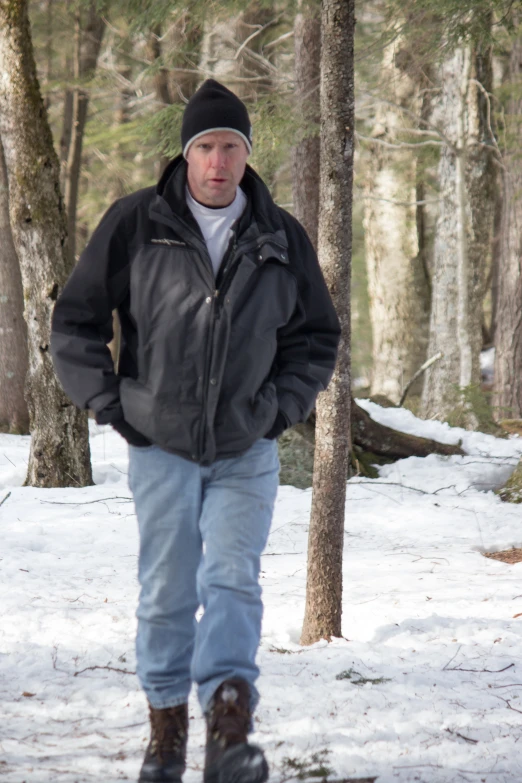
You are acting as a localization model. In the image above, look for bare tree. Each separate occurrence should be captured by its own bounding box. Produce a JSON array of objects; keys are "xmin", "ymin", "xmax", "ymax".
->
[
  {"xmin": 0, "ymin": 0, "xmax": 92, "ymax": 487},
  {"xmin": 363, "ymin": 36, "xmax": 431, "ymax": 403},
  {"xmin": 63, "ymin": 1, "xmax": 105, "ymax": 262},
  {"xmin": 147, "ymin": 15, "xmax": 201, "ymax": 174},
  {"xmin": 199, "ymin": 1, "xmax": 274, "ymax": 101},
  {"xmin": 421, "ymin": 34, "xmax": 495, "ymax": 423},
  {"xmin": 292, "ymin": 0, "xmax": 320, "ymax": 250},
  {"xmin": 0, "ymin": 137, "xmax": 29, "ymax": 433},
  {"xmin": 494, "ymin": 29, "xmax": 522, "ymax": 419},
  {"xmin": 301, "ymin": 0, "xmax": 354, "ymax": 645}
]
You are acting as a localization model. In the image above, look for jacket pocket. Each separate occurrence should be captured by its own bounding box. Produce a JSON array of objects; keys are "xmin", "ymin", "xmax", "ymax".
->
[
  {"xmin": 214, "ymin": 380, "xmax": 278, "ymax": 453},
  {"xmin": 120, "ymin": 378, "xmax": 156, "ymax": 439}
]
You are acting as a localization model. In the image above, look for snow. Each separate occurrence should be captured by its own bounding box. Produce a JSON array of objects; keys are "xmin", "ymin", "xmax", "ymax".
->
[{"xmin": 1, "ymin": 409, "xmax": 522, "ymax": 783}]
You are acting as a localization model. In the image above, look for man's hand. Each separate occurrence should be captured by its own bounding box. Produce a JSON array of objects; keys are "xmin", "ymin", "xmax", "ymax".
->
[{"xmin": 264, "ymin": 411, "xmax": 289, "ymax": 440}]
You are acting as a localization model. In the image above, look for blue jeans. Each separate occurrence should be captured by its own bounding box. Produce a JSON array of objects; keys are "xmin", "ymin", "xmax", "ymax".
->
[{"xmin": 128, "ymin": 438, "xmax": 279, "ymax": 715}]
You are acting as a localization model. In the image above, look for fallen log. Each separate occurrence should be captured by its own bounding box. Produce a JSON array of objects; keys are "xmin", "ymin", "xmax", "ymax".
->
[{"xmin": 293, "ymin": 399, "xmax": 465, "ymax": 459}]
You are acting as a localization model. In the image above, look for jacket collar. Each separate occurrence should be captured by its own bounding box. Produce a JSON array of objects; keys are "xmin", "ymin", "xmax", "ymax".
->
[{"xmin": 151, "ymin": 154, "xmax": 288, "ymax": 250}]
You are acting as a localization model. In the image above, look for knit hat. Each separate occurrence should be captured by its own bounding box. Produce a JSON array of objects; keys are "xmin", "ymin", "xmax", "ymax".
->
[{"xmin": 181, "ymin": 79, "xmax": 252, "ymax": 158}]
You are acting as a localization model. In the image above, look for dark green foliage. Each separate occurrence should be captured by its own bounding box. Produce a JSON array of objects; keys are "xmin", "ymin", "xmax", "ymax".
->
[
  {"xmin": 278, "ymin": 429, "xmax": 315, "ymax": 489},
  {"xmin": 497, "ymin": 461, "xmax": 522, "ymax": 503},
  {"xmin": 336, "ymin": 668, "xmax": 391, "ymax": 686},
  {"xmin": 384, "ymin": 1, "xmax": 516, "ymax": 52},
  {"xmin": 446, "ymin": 384, "xmax": 505, "ymax": 435},
  {"xmin": 281, "ymin": 750, "xmax": 334, "ymax": 781}
]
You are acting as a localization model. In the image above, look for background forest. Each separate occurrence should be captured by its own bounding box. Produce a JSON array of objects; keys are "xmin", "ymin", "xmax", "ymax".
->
[{"xmin": 2, "ymin": 0, "xmax": 522, "ymax": 482}]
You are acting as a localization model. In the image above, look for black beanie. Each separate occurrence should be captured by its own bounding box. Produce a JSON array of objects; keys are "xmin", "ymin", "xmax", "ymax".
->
[{"xmin": 181, "ymin": 79, "xmax": 252, "ymax": 158}]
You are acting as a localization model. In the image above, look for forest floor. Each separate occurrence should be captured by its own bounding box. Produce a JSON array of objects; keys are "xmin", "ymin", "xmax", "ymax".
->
[{"xmin": 1, "ymin": 403, "xmax": 522, "ymax": 783}]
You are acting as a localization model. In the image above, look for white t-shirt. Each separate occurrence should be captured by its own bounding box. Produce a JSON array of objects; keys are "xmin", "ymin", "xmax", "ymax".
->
[{"xmin": 186, "ymin": 186, "xmax": 247, "ymax": 277}]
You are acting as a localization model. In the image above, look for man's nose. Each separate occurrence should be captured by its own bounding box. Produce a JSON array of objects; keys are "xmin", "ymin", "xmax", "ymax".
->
[{"xmin": 209, "ymin": 148, "xmax": 227, "ymax": 169}]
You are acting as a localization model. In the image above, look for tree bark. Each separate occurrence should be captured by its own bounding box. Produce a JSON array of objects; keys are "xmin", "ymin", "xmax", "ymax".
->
[
  {"xmin": 0, "ymin": 0, "xmax": 92, "ymax": 487},
  {"xmin": 63, "ymin": 2, "xmax": 105, "ymax": 263},
  {"xmin": 421, "ymin": 37, "xmax": 495, "ymax": 423},
  {"xmin": 494, "ymin": 31, "xmax": 522, "ymax": 418},
  {"xmin": 301, "ymin": 0, "xmax": 354, "ymax": 646},
  {"xmin": 148, "ymin": 25, "xmax": 174, "ymax": 176},
  {"xmin": 291, "ymin": 0, "xmax": 320, "ymax": 250},
  {"xmin": 0, "ymin": 137, "xmax": 29, "ymax": 433},
  {"xmin": 363, "ymin": 37, "xmax": 430, "ymax": 403}
]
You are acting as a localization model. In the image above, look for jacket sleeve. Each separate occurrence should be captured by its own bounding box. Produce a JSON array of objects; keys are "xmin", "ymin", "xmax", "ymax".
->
[
  {"xmin": 274, "ymin": 216, "xmax": 341, "ymax": 427},
  {"xmin": 50, "ymin": 200, "xmax": 130, "ymax": 421}
]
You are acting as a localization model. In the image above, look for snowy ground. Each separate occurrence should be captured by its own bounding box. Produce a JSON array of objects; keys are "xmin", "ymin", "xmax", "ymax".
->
[{"xmin": 1, "ymin": 403, "xmax": 522, "ymax": 783}]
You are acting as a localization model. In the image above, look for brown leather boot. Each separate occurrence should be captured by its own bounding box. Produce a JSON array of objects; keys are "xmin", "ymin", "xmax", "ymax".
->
[
  {"xmin": 204, "ymin": 679, "xmax": 269, "ymax": 783},
  {"xmin": 138, "ymin": 703, "xmax": 188, "ymax": 782}
]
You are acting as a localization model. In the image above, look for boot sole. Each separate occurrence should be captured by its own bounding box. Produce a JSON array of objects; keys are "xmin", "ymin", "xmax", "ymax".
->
[
  {"xmin": 204, "ymin": 743, "xmax": 269, "ymax": 783},
  {"xmin": 138, "ymin": 763, "xmax": 184, "ymax": 783}
]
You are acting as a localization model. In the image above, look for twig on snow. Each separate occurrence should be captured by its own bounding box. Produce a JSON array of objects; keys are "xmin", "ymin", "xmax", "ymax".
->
[
  {"xmin": 445, "ymin": 728, "xmax": 479, "ymax": 744},
  {"xmin": 0, "ymin": 491, "xmax": 11, "ymax": 508},
  {"xmin": 443, "ymin": 645, "xmax": 463, "ymax": 670},
  {"xmin": 40, "ymin": 496, "xmax": 132, "ymax": 506},
  {"xmin": 446, "ymin": 663, "xmax": 514, "ymax": 674},
  {"xmin": 74, "ymin": 664, "xmax": 136, "ymax": 677},
  {"xmin": 492, "ymin": 693, "xmax": 522, "ymax": 714},
  {"xmin": 351, "ymin": 481, "xmax": 430, "ymax": 495}
]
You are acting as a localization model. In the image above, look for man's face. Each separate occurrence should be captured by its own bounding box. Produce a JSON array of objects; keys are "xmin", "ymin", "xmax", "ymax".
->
[{"xmin": 186, "ymin": 130, "xmax": 249, "ymax": 207}]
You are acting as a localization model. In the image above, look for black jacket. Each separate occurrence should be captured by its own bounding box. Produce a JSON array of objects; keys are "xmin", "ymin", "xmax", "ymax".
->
[{"xmin": 51, "ymin": 155, "xmax": 340, "ymax": 464}]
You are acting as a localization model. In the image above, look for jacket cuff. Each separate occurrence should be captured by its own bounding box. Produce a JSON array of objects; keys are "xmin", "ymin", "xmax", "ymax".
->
[
  {"xmin": 94, "ymin": 401, "xmax": 124, "ymax": 425},
  {"xmin": 277, "ymin": 392, "xmax": 303, "ymax": 428}
]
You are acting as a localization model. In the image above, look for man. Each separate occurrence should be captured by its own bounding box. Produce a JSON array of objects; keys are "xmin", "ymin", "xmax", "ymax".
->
[{"xmin": 51, "ymin": 79, "xmax": 340, "ymax": 783}]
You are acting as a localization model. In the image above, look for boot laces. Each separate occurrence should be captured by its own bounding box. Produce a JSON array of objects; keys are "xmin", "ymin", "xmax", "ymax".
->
[
  {"xmin": 210, "ymin": 680, "xmax": 250, "ymax": 747},
  {"xmin": 149, "ymin": 705, "xmax": 187, "ymax": 762}
]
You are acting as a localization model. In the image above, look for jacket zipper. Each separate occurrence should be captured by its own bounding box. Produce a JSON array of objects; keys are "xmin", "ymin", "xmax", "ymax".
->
[{"xmin": 198, "ymin": 233, "xmax": 238, "ymax": 461}]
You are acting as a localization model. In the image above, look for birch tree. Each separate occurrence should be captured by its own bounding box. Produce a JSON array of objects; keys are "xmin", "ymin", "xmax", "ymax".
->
[
  {"xmin": 301, "ymin": 0, "xmax": 354, "ymax": 646},
  {"xmin": 63, "ymin": 1, "xmax": 105, "ymax": 262},
  {"xmin": 421, "ymin": 31, "xmax": 495, "ymax": 423},
  {"xmin": 363, "ymin": 36, "xmax": 431, "ymax": 403},
  {"xmin": 0, "ymin": 0, "xmax": 92, "ymax": 487}
]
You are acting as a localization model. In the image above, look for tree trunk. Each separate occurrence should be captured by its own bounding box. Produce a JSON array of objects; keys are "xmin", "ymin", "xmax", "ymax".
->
[
  {"xmin": 0, "ymin": 137, "xmax": 29, "ymax": 433},
  {"xmin": 301, "ymin": 0, "xmax": 354, "ymax": 646},
  {"xmin": 43, "ymin": 0, "xmax": 52, "ymax": 110},
  {"xmin": 63, "ymin": 2, "xmax": 105, "ymax": 263},
  {"xmin": 0, "ymin": 0, "xmax": 92, "ymax": 487},
  {"xmin": 291, "ymin": 0, "xmax": 320, "ymax": 250},
  {"xmin": 107, "ymin": 64, "xmax": 133, "ymax": 201},
  {"xmin": 60, "ymin": 89, "xmax": 74, "ymax": 190},
  {"xmin": 421, "ymin": 37, "xmax": 495, "ymax": 423},
  {"xmin": 148, "ymin": 25, "xmax": 174, "ymax": 175},
  {"xmin": 494, "ymin": 31, "xmax": 522, "ymax": 418},
  {"xmin": 363, "ymin": 38, "xmax": 431, "ymax": 403}
]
